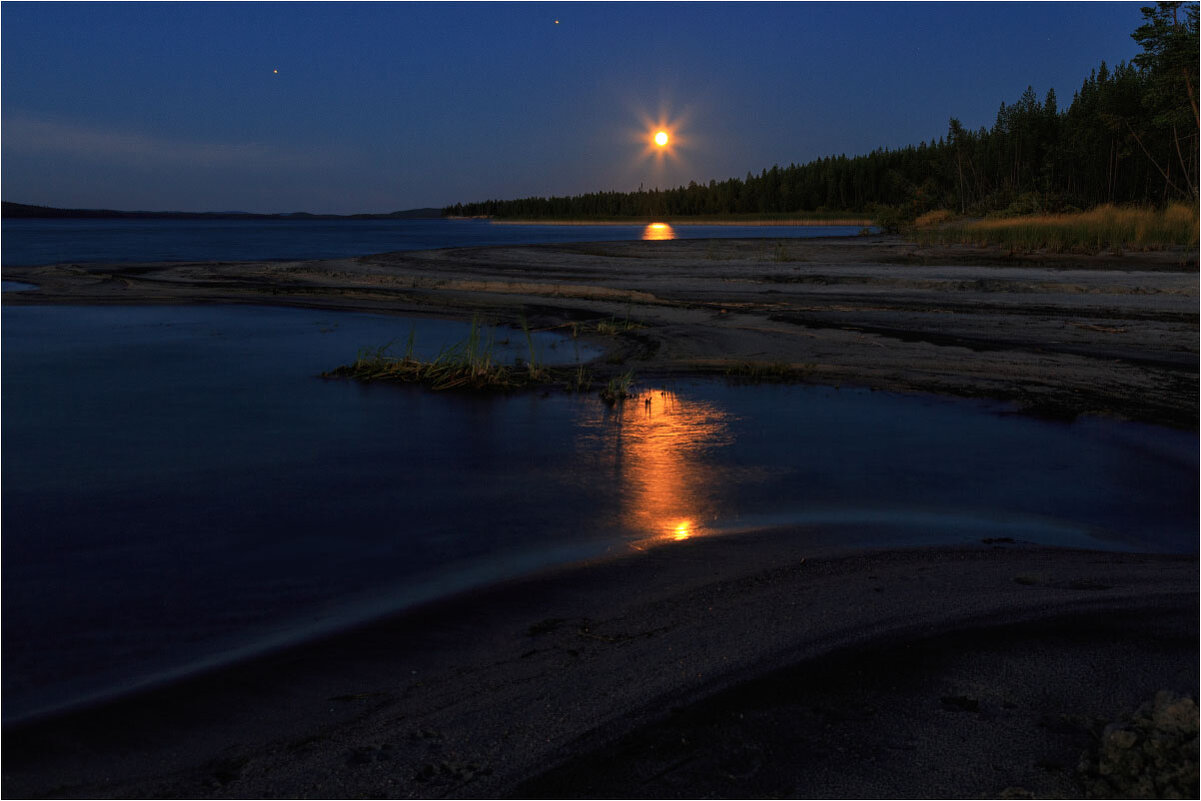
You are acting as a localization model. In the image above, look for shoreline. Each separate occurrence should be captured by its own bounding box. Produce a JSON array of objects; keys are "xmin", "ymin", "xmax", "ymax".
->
[
  {"xmin": 4, "ymin": 235, "xmax": 1196, "ymax": 429},
  {"xmin": 3, "ymin": 538, "xmax": 1196, "ymax": 797},
  {"xmin": 479, "ymin": 216, "xmax": 874, "ymax": 226}
]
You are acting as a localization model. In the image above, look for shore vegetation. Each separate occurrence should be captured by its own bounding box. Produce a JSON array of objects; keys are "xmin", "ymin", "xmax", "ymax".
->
[
  {"xmin": 911, "ymin": 203, "xmax": 1199, "ymax": 252},
  {"xmin": 599, "ymin": 371, "xmax": 635, "ymax": 405},
  {"xmin": 325, "ymin": 316, "xmax": 646, "ymax": 401},
  {"xmin": 324, "ymin": 318, "xmax": 533, "ymax": 391}
]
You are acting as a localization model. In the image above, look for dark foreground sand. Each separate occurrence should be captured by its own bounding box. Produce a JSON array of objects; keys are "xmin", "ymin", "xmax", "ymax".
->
[
  {"xmin": 3, "ymin": 236, "xmax": 1198, "ymax": 797},
  {"xmin": 2, "ymin": 539, "xmax": 1197, "ymax": 799}
]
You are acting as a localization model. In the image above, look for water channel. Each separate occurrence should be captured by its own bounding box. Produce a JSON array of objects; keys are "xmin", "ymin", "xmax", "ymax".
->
[{"xmin": 3, "ymin": 302, "xmax": 1196, "ymax": 723}]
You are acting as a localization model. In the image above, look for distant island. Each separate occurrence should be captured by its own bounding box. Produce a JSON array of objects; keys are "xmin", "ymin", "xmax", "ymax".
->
[{"xmin": 1, "ymin": 202, "xmax": 444, "ymax": 221}]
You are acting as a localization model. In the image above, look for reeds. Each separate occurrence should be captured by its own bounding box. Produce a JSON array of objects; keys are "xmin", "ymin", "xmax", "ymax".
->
[
  {"xmin": 912, "ymin": 204, "xmax": 1198, "ymax": 253},
  {"xmin": 520, "ymin": 314, "xmax": 549, "ymax": 382},
  {"xmin": 565, "ymin": 306, "xmax": 642, "ymax": 336},
  {"xmin": 326, "ymin": 316, "xmax": 531, "ymax": 391},
  {"xmin": 599, "ymin": 371, "xmax": 635, "ymax": 405},
  {"xmin": 326, "ymin": 316, "xmax": 620, "ymax": 398},
  {"xmin": 913, "ymin": 209, "xmax": 954, "ymax": 229},
  {"xmin": 595, "ymin": 310, "xmax": 642, "ymax": 335}
]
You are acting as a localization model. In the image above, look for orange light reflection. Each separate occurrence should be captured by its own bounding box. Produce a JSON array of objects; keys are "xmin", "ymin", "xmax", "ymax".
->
[
  {"xmin": 642, "ymin": 222, "xmax": 675, "ymax": 241},
  {"xmin": 578, "ymin": 391, "xmax": 730, "ymax": 549}
]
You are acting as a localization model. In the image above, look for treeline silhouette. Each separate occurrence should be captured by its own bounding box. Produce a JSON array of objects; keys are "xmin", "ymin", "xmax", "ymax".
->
[{"xmin": 445, "ymin": 3, "xmax": 1198, "ymax": 224}]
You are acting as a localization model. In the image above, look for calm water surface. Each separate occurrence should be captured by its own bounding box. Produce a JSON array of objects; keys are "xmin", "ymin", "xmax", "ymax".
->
[
  {"xmin": 0, "ymin": 217, "xmax": 867, "ymax": 266},
  {"xmin": 3, "ymin": 303, "xmax": 1196, "ymax": 723}
]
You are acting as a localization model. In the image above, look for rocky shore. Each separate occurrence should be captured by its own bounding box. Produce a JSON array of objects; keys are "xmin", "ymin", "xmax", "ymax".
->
[{"xmin": 5, "ymin": 235, "xmax": 1196, "ymax": 428}]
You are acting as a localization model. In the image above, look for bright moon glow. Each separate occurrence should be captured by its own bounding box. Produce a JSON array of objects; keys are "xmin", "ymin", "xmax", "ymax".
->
[
  {"xmin": 642, "ymin": 222, "xmax": 675, "ymax": 240},
  {"xmin": 631, "ymin": 109, "xmax": 689, "ymax": 175}
]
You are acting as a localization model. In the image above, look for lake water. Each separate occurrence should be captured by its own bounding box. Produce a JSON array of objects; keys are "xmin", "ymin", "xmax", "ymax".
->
[
  {"xmin": 1, "ymin": 220, "xmax": 1197, "ymax": 723},
  {"xmin": 0, "ymin": 217, "xmax": 868, "ymax": 266}
]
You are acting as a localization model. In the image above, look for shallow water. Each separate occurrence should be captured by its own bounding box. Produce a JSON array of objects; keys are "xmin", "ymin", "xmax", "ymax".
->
[
  {"xmin": 0, "ymin": 217, "xmax": 868, "ymax": 266},
  {"xmin": 2, "ymin": 303, "xmax": 1197, "ymax": 722}
]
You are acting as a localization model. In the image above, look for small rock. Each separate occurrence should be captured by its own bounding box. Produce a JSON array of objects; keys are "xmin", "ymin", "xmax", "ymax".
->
[{"xmin": 1079, "ymin": 691, "xmax": 1199, "ymax": 798}]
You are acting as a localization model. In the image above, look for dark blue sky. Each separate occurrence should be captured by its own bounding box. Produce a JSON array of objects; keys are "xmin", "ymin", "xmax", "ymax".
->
[{"xmin": 2, "ymin": 2, "xmax": 1146, "ymax": 214}]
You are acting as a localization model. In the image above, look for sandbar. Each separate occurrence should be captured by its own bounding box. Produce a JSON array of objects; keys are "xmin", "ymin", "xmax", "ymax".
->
[{"xmin": 4, "ymin": 235, "xmax": 1197, "ymax": 428}]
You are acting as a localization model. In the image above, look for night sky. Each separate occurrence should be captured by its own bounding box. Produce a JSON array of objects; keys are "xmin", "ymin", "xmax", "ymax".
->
[{"xmin": 2, "ymin": 2, "xmax": 1146, "ymax": 214}]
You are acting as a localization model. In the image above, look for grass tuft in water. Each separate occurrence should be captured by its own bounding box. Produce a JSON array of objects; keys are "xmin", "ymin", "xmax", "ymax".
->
[
  {"xmin": 520, "ymin": 314, "xmax": 550, "ymax": 382},
  {"xmin": 565, "ymin": 364, "xmax": 593, "ymax": 393},
  {"xmin": 326, "ymin": 315, "xmax": 613, "ymax": 395},
  {"xmin": 325, "ymin": 316, "xmax": 528, "ymax": 391},
  {"xmin": 599, "ymin": 371, "xmax": 635, "ymax": 405},
  {"xmin": 595, "ymin": 304, "xmax": 643, "ymax": 336}
]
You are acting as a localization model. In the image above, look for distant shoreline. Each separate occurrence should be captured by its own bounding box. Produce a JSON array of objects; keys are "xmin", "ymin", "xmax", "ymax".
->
[
  {"xmin": 0, "ymin": 202, "xmax": 444, "ymax": 221},
  {"xmin": 478, "ymin": 216, "xmax": 874, "ymax": 226},
  {"xmin": 3, "ymin": 204, "xmax": 872, "ymax": 226},
  {"xmin": 5, "ymin": 203, "xmax": 874, "ymax": 227}
]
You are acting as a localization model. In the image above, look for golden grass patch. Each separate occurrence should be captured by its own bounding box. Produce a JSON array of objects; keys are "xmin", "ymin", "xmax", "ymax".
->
[{"xmin": 913, "ymin": 204, "xmax": 1198, "ymax": 252}]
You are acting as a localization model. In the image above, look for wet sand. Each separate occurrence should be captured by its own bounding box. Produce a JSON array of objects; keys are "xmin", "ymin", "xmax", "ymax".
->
[
  {"xmin": 5, "ymin": 234, "xmax": 1197, "ymax": 427},
  {"xmin": 2, "ymin": 236, "xmax": 1198, "ymax": 797}
]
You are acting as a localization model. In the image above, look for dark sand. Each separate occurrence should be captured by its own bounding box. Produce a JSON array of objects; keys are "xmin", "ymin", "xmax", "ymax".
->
[
  {"xmin": 2, "ymin": 236, "xmax": 1198, "ymax": 797},
  {"xmin": 1, "ymin": 541, "xmax": 1196, "ymax": 798}
]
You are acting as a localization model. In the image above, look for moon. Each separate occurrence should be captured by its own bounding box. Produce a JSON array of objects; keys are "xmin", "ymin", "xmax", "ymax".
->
[{"xmin": 654, "ymin": 130, "xmax": 669, "ymax": 147}]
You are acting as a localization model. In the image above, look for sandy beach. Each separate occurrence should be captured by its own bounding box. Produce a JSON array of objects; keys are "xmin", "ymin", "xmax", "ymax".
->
[
  {"xmin": 2, "ymin": 235, "xmax": 1197, "ymax": 797},
  {"xmin": 1, "ymin": 538, "xmax": 1196, "ymax": 798}
]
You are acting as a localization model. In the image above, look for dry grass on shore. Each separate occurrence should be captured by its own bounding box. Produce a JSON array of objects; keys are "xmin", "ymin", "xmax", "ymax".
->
[{"xmin": 913, "ymin": 203, "xmax": 1199, "ymax": 253}]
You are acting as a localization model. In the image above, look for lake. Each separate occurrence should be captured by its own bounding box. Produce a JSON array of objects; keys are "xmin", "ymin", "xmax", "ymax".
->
[
  {"xmin": 0, "ymin": 217, "xmax": 869, "ymax": 266},
  {"xmin": 1, "ymin": 220, "xmax": 1196, "ymax": 724}
]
